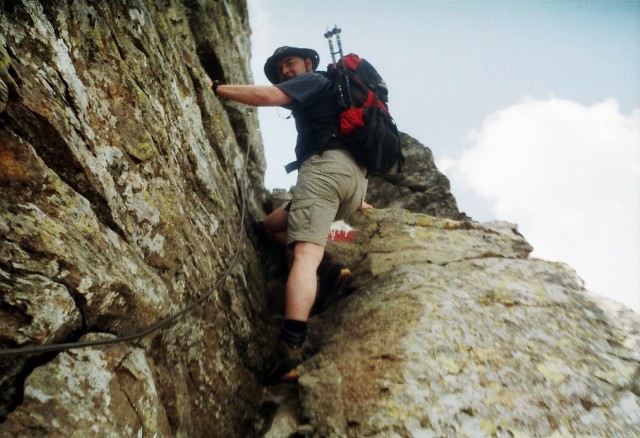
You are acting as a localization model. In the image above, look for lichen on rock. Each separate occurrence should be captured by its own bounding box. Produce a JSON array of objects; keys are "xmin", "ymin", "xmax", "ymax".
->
[
  {"xmin": 294, "ymin": 209, "xmax": 640, "ymax": 437},
  {"xmin": 1, "ymin": 1, "xmax": 268, "ymax": 436}
]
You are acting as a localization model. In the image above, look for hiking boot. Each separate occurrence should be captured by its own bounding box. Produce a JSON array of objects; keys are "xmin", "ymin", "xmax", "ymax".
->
[
  {"xmin": 263, "ymin": 340, "xmax": 304, "ymax": 385},
  {"xmin": 312, "ymin": 255, "xmax": 354, "ymax": 315}
]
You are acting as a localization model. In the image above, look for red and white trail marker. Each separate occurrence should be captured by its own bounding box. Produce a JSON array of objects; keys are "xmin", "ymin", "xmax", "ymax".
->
[{"xmin": 328, "ymin": 220, "xmax": 356, "ymax": 242}]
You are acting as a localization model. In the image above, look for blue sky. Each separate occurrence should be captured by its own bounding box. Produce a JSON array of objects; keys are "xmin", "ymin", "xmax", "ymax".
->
[{"xmin": 247, "ymin": 0, "xmax": 640, "ymax": 313}]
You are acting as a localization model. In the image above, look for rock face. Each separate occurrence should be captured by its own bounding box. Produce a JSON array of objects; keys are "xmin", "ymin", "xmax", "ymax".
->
[
  {"xmin": 1, "ymin": 1, "xmax": 270, "ymax": 436},
  {"xmin": 293, "ymin": 210, "xmax": 640, "ymax": 436},
  {"xmin": 365, "ymin": 132, "xmax": 469, "ymax": 220}
]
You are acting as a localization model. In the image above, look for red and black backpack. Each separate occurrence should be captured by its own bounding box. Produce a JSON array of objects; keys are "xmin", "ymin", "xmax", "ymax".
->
[{"xmin": 327, "ymin": 53, "xmax": 404, "ymax": 175}]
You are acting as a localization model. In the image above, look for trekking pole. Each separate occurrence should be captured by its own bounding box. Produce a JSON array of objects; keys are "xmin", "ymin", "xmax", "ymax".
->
[
  {"xmin": 325, "ymin": 26, "xmax": 345, "ymax": 105},
  {"xmin": 330, "ymin": 26, "xmax": 353, "ymax": 107}
]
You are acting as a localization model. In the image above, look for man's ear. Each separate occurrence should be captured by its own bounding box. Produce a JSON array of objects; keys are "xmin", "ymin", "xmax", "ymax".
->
[{"xmin": 305, "ymin": 58, "xmax": 313, "ymax": 72}]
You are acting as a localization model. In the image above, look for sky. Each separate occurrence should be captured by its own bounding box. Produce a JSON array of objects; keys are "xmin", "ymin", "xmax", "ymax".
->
[{"xmin": 246, "ymin": 0, "xmax": 640, "ymax": 314}]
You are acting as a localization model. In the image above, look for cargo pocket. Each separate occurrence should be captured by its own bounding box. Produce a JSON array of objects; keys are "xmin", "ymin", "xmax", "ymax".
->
[{"xmin": 287, "ymin": 197, "xmax": 315, "ymax": 235}]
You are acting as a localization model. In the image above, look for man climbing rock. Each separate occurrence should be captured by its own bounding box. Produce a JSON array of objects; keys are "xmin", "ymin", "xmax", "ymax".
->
[{"xmin": 208, "ymin": 46, "xmax": 371, "ymax": 384}]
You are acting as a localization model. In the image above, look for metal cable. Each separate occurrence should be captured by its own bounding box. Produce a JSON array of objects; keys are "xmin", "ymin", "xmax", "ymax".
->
[{"xmin": 0, "ymin": 140, "xmax": 251, "ymax": 357}]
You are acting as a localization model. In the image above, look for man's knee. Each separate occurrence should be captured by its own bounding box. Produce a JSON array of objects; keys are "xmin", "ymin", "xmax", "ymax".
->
[{"xmin": 292, "ymin": 241, "xmax": 324, "ymax": 266}]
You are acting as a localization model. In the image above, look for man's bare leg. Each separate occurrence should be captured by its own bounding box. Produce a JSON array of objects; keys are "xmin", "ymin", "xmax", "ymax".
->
[
  {"xmin": 263, "ymin": 205, "xmax": 288, "ymax": 247},
  {"xmin": 286, "ymin": 241, "xmax": 324, "ymax": 321},
  {"xmin": 264, "ymin": 240, "xmax": 324, "ymax": 384}
]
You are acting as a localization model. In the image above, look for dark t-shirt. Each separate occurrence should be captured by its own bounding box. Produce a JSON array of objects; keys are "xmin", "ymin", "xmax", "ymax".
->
[{"xmin": 275, "ymin": 72, "xmax": 339, "ymax": 163}]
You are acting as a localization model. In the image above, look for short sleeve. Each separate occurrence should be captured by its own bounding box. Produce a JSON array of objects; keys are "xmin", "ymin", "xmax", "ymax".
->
[{"xmin": 275, "ymin": 73, "xmax": 331, "ymax": 106}]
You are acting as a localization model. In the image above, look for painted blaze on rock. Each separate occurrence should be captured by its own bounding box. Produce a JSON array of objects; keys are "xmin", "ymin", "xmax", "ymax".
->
[{"xmin": 328, "ymin": 220, "xmax": 356, "ymax": 242}]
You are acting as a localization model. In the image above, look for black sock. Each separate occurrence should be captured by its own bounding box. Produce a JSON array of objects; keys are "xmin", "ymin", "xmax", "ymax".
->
[{"xmin": 280, "ymin": 319, "xmax": 307, "ymax": 348}]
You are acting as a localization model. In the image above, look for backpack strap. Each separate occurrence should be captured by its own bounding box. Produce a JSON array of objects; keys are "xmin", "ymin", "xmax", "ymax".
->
[
  {"xmin": 284, "ymin": 147, "xmax": 324, "ymax": 174},
  {"xmin": 284, "ymin": 160, "xmax": 300, "ymax": 173},
  {"xmin": 284, "ymin": 134, "xmax": 348, "ymax": 174}
]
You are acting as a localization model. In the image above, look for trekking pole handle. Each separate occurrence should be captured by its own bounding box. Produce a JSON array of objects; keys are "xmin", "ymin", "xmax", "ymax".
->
[{"xmin": 324, "ymin": 26, "xmax": 341, "ymax": 38}]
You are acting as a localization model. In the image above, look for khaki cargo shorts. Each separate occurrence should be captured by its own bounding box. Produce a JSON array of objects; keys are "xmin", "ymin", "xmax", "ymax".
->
[{"xmin": 286, "ymin": 149, "xmax": 367, "ymax": 247}]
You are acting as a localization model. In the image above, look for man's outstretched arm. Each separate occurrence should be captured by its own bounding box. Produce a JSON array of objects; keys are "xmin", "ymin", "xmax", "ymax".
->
[{"xmin": 206, "ymin": 77, "xmax": 293, "ymax": 107}]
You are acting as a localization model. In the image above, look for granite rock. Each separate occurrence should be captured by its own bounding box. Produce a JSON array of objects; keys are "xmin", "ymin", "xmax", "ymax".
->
[
  {"xmin": 365, "ymin": 132, "xmax": 469, "ymax": 220},
  {"xmin": 0, "ymin": 1, "xmax": 269, "ymax": 436},
  {"xmin": 293, "ymin": 209, "xmax": 640, "ymax": 437}
]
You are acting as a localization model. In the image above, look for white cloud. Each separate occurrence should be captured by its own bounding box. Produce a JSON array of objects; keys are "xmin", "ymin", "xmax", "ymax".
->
[{"xmin": 448, "ymin": 97, "xmax": 640, "ymax": 313}]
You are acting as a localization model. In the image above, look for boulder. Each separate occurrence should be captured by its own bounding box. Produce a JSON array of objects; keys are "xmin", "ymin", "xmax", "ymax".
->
[
  {"xmin": 291, "ymin": 209, "xmax": 640, "ymax": 436},
  {"xmin": 366, "ymin": 133, "xmax": 469, "ymax": 220}
]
